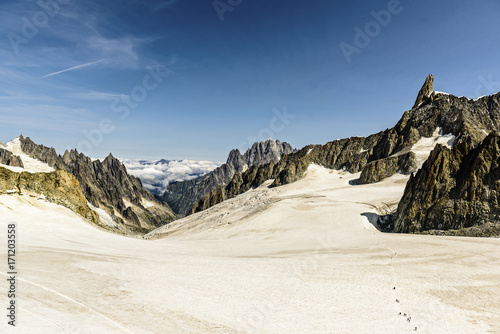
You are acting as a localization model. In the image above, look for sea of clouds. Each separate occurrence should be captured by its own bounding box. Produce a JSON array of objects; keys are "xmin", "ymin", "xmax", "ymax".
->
[{"xmin": 120, "ymin": 159, "xmax": 221, "ymax": 196}]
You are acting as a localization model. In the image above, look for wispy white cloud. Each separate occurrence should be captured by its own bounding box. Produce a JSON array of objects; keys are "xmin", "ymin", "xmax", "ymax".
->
[
  {"xmin": 153, "ymin": 0, "xmax": 180, "ymax": 11},
  {"xmin": 86, "ymin": 36, "xmax": 143, "ymax": 68},
  {"xmin": 40, "ymin": 59, "xmax": 105, "ymax": 78},
  {"xmin": 0, "ymin": 91, "xmax": 55, "ymax": 102},
  {"xmin": 67, "ymin": 91, "xmax": 129, "ymax": 101},
  {"xmin": 153, "ymin": 0, "xmax": 179, "ymax": 11},
  {"xmin": 0, "ymin": 104, "xmax": 97, "ymax": 133}
]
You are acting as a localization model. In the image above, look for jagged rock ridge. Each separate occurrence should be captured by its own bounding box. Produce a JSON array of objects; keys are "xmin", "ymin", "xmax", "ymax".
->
[
  {"xmin": 191, "ymin": 77, "xmax": 500, "ymax": 238},
  {"xmin": 191, "ymin": 131, "xmax": 420, "ymax": 214},
  {"xmin": 17, "ymin": 136, "xmax": 176, "ymax": 234},
  {"xmin": 162, "ymin": 139, "xmax": 293, "ymax": 216}
]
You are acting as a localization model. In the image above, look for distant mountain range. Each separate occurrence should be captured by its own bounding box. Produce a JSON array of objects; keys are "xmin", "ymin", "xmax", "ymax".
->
[
  {"xmin": 120, "ymin": 139, "xmax": 294, "ymax": 217},
  {"xmin": 1, "ymin": 75, "xmax": 499, "ymax": 237},
  {"xmin": 0, "ymin": 136, "xmax": 294, "ymax": 234},
  {"xmin": 0, "ymin": 136, "xmax": 176, "ymax": 235}
]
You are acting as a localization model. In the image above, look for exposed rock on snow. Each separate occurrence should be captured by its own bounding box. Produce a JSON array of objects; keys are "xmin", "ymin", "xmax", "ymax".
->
[
  {"xmin": 391, "ymin": 132, "xmax": 500, "ymax": 236},
  {"xmin": 0, "ymin": 147, "xmax": 24, "ymax": 168},
  {"xmin": 359, "ymin": 151, "xmax": 417, "ymax": 184},
  {"xmin": 88, "ymin": 202, "xmax": 118, "ymax": 228},
  {"xmin": 410, "ymin": 127, "xmax": 455, "ymax": 168}
]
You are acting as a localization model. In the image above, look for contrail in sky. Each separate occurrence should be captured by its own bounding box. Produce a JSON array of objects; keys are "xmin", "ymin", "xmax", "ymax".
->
[{"xmin": 41, "ymin": 59, "xmax": 105, "ymax": 78}]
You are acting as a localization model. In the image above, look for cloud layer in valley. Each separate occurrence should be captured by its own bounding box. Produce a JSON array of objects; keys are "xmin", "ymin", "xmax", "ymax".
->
[{"xmin": 121, "ymin": 158, "xmax": 221, "ymax": 195}]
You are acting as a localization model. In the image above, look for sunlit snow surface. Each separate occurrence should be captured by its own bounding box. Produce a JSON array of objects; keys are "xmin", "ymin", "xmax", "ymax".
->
[
  {"xmin": 1, "ymin": 164, "xmax": 498, "ymax": 333},
  {"xmin": 411, "ymin": 127, "xmax": 455, "ymax": 169}
]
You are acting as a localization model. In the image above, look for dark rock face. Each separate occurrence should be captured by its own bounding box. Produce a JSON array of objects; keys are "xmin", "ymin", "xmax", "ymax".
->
[
  {"xmin": 419, "ymin": 222, "xmax": 500, "ymax": 237},
  {"xmin": 0, "ymin": 166, "xmax": 100, "ymax": 226},
  {"xmin": 413, "ymin": 74, "xmax": 434, "ymax": 109},
  {"xmin": 391, "ymin": 133, "xmax": 500, "ymax": 237},
  {"xmin": 0, "ymin": 148, "xmax": 24, "ymax": 168},
  {"xmin": 17, "ymin": 137, "xmax": 62, "ymax": 168},
  {"xmin": 18, "ymin": 136, "xmax": 176, "ymax": 234},
  {"xmin": 398, "ymin": 90, "xmax": 500, "ymax": 148},
  {"xmin": 190, "ymin": 160, "xmax": 278, "ymax": 214},
  {"xmin": 359, "ymin": 151, "xmax": 417, "ymax": 184},
  {"xmin": 162, "ymin": 139, "xmax": 293, "ymax": 216}
]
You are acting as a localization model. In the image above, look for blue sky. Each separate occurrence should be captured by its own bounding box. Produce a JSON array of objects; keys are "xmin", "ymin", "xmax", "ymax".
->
[{"xmin": 1, "ymin": 0, "xmax": 500, "ymax": 161}]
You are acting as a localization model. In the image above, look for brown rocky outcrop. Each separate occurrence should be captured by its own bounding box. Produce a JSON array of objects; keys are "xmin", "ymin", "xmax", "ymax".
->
[{"xmin": 0, "ymin": 166, "xmax": 100, "ymax": 226}]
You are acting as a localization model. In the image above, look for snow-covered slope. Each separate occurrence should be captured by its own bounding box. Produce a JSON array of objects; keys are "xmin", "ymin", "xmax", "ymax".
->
[
  {"xmin": 0, "ymin": 137, "xmax": 54, "ymax": 173},
  {"xmin": 120, "ymin": 158, "xmax": 221, "ymax": 195},
  {"xmin": 1, "ymin": 164, "xmax": 498, "ymax": 333},
  {"xmin": 411, "ymin": 127, "xmax": 455, "ymax": 168}
]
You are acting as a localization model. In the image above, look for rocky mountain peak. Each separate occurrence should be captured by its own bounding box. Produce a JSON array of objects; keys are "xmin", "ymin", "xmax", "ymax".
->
[
  {"xmin": 413, "ymin": 74, "xmax": 434, "ymax": 109},
  {"xmin": 242, "ymin": 139, "xmax": 293, "ymax": 168},
  {"xmin": 162, "ymin": 139, "xmax": 294, "ymax": 216},
  {"xmin": 62, "ymin": 150, "xmax": 71, "ymax": 164},
  {"xmin": 225, "ymin": 140, "xmax": 293, "ymax": 170},
  {"xmin": 226, "ymin": 149, "xmax": 243, "ymax": 168},
  {"xmin": 190, "ymin": 76, "xmax": 500, "ymax": 237},
  {"xmin": 103, "ymin": 153, "xmax": 118, "ymax": 167},
  {"xmin": 16, "ymin": 136, "xmax": 176, "ymax": 234}
]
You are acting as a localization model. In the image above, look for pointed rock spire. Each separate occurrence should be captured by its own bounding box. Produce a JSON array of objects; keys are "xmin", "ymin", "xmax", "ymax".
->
[
  {"xmin": 63, "ymin": 150, "xmax": 71, "ymax": 164},
  {"xmin": 103, "ymin": 152, "xmax": 115, "ymax": 162},
  {"xmin": 413, "ymin": 74, "xmax": 434, "ymax": 109}
]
